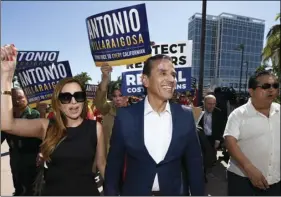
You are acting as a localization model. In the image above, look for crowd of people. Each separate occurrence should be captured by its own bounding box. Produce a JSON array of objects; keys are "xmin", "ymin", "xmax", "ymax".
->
[{"xmin": 1, "ymin": 44, "xmax": 280, "ymax": 196}]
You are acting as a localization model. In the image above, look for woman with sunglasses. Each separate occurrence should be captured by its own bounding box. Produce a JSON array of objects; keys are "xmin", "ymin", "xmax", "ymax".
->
[{"xmin": 1, "ymin": 45, "xmax": 106, "ymax": 196}]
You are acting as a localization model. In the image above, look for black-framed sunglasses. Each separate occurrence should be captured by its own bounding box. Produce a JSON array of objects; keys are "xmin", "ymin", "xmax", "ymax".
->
[
  {"xmin": 58, "ymin": 91, "xmax": 86, "ymax": 104},
  {"xmin": 256, "ymin": 83, "xmax": 279, "ymax": 90}
]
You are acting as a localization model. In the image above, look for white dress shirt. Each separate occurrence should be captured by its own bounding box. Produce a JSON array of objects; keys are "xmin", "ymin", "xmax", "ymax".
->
[
  {"xmin": 204, "ymin": 112, "xmax": 212, "ymax": 136},
  {"xmin": 224, "ymin": 99, "xmax": 280, "ymax": 185},
  {"xmin": 144, "ymin": 96, "xmax": 173, "ymax": 191}
]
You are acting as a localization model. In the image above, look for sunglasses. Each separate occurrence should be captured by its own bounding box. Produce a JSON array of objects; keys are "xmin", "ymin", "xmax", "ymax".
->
[
  {"xmin": 256, "ymin": 83, "xmax": 279, "ymax": 90},
  {"xmin": 58, "ymin": 91, "xmax": 86, "ymax": 104}
]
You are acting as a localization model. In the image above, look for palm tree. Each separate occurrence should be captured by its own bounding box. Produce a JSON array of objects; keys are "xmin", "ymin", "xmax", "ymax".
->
[
  {"xmin": 262, "ymin": 13, "xmax": 280, "ymax": 78},
  {"xmin": 74, "ymin": 72, "xmax": 92, "ymax": 87}
]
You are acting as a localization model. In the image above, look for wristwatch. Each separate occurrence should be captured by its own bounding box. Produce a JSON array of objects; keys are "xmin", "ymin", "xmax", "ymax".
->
[{"xmin": 1, "ymin": 90, "xmax": 12, "ymax": 95}]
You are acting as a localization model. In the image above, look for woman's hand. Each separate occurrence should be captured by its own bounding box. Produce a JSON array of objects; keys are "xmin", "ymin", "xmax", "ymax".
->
[{"xmin": 1, "ymin": 44, "xmax": 18, "ymax": 80}]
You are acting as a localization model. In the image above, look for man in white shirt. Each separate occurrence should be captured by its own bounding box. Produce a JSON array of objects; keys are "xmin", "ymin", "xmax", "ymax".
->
[
  {"xmin": 104, "ymin": 54, "xmax": 205, "ymax": 196},
  {"xmin": 224, "ymin": 70, "xmax": 280, "ymax": 196}
]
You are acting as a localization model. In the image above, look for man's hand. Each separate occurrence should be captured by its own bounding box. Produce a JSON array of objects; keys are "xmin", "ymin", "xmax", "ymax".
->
[
  {"xmin": 244, "ymin": 163, "xmax": 269, "ymax": 190},
  {"xmin": 99, "ymin": 63, "xmax": 112, "ymax": 91},
  {"xmin": 101, "ymin": 63, "xmax": 112, "ymax": 80}
]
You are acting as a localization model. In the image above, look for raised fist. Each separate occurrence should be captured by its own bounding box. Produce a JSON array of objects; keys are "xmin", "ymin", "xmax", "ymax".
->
[
  {"xmin": 1, "ymin": 44, "xmax": 18, "ymax": 78},
  {"xmin": 100, "ymin": 63, "xmax": 112, "ymax": 79}
]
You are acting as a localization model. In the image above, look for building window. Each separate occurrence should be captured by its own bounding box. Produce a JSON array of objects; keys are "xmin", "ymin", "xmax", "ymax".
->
[{"xmin": 235, "ymin": 70, "xmax": 240, "ymax": 77}]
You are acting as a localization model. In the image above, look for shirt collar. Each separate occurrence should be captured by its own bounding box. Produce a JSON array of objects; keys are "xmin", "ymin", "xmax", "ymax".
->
[
  {"xmin": 246, "ymin": 98, "xmax": 280, "ymax": 116},
  {"xmin": 144, "ymin": 96, "xmax": 171, "ymax": 115},
  {"xmin": 204, "ymin": 109, "xmax": 212, "ymax": 115},
  {"xmin": 269, "ymin": 101, "xmax": 279, "ymax": 116},
  {"xmin": 20, "ymin": 106, "xmax": 31, "ymax": 118},
  {"xmin": 205, "ymin": 111, "xmax": 212, "ymax": 116}
]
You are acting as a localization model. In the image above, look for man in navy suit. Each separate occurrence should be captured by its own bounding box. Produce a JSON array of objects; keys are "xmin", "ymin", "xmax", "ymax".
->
[{"xmin": 104, "ymin": 54, "xmax": 205, "ymax": 196}]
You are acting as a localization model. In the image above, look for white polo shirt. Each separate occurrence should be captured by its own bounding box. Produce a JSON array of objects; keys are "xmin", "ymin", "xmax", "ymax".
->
[{"xmin": 223, "ymin": 98, "xmax": 280, "ymax": 185}]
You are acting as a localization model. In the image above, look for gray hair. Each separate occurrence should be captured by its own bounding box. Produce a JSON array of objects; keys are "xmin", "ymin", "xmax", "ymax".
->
[{"xmin": 204, "ymin": 94, "xmax": 216, "ymax": 102}]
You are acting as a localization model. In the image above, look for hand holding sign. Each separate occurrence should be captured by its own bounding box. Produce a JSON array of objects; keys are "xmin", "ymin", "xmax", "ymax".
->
[
  {"xmin": 101, "ymin": 63, "xmax": 112, "ymax": 79},
  {"xmin": 1, "ymin": 44, "xmax": 18, "ymax": 79},
  {"xmin": 99, "ymin": 63, "xmax": 112, "ymax": 91}
]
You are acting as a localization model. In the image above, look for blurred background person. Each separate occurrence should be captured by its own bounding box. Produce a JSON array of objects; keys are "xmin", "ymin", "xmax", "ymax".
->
[{"xmin": 2, "ymin": 87, "xmax": 41, "ymax": 196}]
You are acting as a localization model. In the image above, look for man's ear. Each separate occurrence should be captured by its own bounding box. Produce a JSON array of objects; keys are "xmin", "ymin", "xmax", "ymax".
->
[
  {"xmin": 248, "ymin": 88, "xmax": 254, "ymax": 97},
  {"xmin": 124, "ymin": 96, "xmax": 129, "ymax": 102},
  {"xmin": 141, "ymin": 74, "xmax": 149, "ymax": 88}
]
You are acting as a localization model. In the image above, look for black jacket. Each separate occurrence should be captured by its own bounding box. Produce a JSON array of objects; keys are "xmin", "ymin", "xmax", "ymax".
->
[
  {"xmin": 198, "ymin": 107, "xmax": 227, "ymax": 143},
  {"xmin": 196, "ymin": 126, "xmax": 217, "ymax": 168}
]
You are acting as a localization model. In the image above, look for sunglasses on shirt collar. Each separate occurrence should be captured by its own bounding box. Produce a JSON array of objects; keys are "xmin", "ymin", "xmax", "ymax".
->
[
  {"xmin": 256, "ymin": 83, "xmax": 279, "ymax": 90},
  {"xmin": 58, "ymin": 91, "xmax": 86, "ymax": 104}
]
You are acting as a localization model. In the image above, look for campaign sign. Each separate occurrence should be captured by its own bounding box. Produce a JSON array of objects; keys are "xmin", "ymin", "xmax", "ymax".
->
[
  {"xmin": 121, "ymin": 41, "xmax": 193, "ymax": 96},
  {"xmin": 15, "ymin": 61, "xmax": 72, "ymax": 106},
  {"xmin": 85, "ymin": 84, "xmax": 98, "ymax": 99},
  {"xmin": 121, "ymin": 70, "xmax": 144, "ymax": 96},
  {"xmin": 16, "ymin": 51, "xmax": 59, "ymax": 68},
  {"xmin": 121, "ymin": 68, "xmax": 191, "ymax": 96},
  {"xmin": 86, "ymin": 3, "xmax": 152, "ymax": 67}
]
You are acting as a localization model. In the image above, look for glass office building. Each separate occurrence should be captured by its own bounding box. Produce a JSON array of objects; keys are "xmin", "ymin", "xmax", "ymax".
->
[{"xmin": 188, "ymin": 13, "xmax": 265, "ymax": 90}]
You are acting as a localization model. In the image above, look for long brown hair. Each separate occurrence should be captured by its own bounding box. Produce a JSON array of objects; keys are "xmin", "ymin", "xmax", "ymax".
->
[{"xmin": 40, "ymin": 78, "xmax": 88, "ymax": 161}]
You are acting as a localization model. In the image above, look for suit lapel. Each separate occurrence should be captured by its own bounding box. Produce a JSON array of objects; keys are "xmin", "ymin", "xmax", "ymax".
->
[
  {"xmin": 160, "ymin": 103, "xmax": 180, "ymax": 164},
  {"xmin": 198, "ymin": 108, "xmax": 205, "ymax": 128},
  {"xmin": 135, "ymin": 100, "xmax": 145, "ymax": 142},
  {"xmin": 211, "ymin": 109, "xmax": 217, "ymax": 135},
  {"xmin": 135, "ymin": 100, "xmax": 155, "ymax": 163}
]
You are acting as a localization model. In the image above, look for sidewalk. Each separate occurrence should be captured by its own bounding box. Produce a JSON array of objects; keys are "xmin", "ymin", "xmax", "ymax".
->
[
  {"xmin": 1, "ymin": 141, "xmax": 14, "ymax": 196},
  {"xmin": 205, "ymin": 162, "xmax": 228, "ymax": 195}
]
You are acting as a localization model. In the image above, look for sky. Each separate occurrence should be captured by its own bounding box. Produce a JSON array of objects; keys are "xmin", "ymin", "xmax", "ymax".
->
[{"xmin": 1, "ymin": 1, "xmax": 280, "ymax": 84}]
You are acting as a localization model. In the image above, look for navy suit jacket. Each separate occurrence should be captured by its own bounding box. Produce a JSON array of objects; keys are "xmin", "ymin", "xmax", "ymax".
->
[{"xmin": 104, "ymin": 100, "xmax": 205, "ymax": 196}]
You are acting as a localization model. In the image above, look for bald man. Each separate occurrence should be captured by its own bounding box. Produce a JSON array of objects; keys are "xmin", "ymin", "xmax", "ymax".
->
[
  {"xmin": 197, "ymin": 95, "xmax": 227, "ymax": 181},
  {"xmin": 198, "ymin": 95, "xmax": 227, "ymax": 149}
]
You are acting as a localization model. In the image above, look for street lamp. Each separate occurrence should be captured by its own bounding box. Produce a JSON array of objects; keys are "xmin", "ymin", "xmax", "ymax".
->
[
  {"xmin": 198, "ymin": 0, "xmax": 207, "ymax": 106},
  {"xmin": 235, "ymin": 44, "xmax": 245, "ymax": 93}
]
